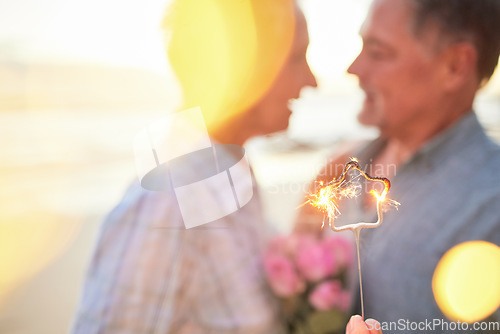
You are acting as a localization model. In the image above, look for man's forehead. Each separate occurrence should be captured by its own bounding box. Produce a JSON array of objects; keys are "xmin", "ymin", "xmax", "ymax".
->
[
  {"xmin": 361, "ymin": 0, "xmax": 447, "ymax": 57},
  {"xmin": 360, "ymin": 0, "xmax": 415, "ymax": 40}
]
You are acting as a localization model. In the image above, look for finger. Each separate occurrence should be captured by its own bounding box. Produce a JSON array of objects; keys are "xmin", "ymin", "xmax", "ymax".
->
[
  {"xmin": 346, "ymin": 315, "xmax": 367, "ymax": 334},
  {"xmin": 365, "ymin": 318, "xmax": 383, "ymax": 334}
]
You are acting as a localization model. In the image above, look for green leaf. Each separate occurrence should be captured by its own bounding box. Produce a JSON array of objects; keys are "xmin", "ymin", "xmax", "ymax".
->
[{"xmin": 291, "ymin": 309, "xmax": 347, "ymax": 334}]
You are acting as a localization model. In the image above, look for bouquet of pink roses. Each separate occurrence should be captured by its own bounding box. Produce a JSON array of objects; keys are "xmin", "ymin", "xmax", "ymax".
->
[{"xmin": 264, "ymin": 233, "xmax": 354, "ymax": 334}]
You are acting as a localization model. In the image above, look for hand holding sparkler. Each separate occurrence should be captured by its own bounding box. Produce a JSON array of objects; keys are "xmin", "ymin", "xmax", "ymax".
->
[{"xmin": 346, "ymin": 315, "xmax": 383, "ymax": 334}]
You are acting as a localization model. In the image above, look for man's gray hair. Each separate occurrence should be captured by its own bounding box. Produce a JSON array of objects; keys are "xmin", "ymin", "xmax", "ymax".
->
[{"xmin": 410, "ymin": 0, "xmax": 500, "ymax": 83}]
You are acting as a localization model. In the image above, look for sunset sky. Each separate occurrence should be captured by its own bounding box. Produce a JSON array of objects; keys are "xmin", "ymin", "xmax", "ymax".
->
[
  {"xmin": 2, "ymin": 0, "xmax": 498, "ymax": 94},
  {"xmin": 0, "ymin": 0, "xmax": 370, "ymax": 84}
]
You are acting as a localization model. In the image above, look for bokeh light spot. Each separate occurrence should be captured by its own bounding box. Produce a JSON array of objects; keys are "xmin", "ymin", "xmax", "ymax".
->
[
  {"xmin": 433, "ymin": 241, "xmax": 500, "ymax": 323},
  {"xmin": 163, "ymin": 0, "xmax": 295, "ymax": 132}
]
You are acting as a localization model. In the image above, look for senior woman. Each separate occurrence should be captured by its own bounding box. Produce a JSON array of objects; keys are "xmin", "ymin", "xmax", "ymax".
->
[{"xmin": 71, "ymin": 0, "xmax": 316, "ymax": 333}]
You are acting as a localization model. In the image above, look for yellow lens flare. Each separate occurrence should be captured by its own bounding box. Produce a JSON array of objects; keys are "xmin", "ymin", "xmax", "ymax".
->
[
  {"xmin": 0, "ymin": 211, "xmax": 81, "ymax": 305},
  {"xmin": 164, "ymin": 0, "xmax": 295, "ymax": 132},
  {"xmin": 433, "ymin": 241, "xmax": 500, "ymax": 323}
]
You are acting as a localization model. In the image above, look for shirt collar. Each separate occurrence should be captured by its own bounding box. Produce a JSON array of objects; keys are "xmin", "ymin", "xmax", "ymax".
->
[
  {"xmin": 406, "ymin": 111, "xmax": 482, "ymax": 171},
  {"xmin": 357, "ymin": 111, "xmax": 484, "ymax": 173}
]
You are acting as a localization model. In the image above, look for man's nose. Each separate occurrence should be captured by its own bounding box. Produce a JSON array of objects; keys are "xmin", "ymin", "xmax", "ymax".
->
[{"xmin": 347, "ymin": 53, "xmax": 362, "ymax": 76}]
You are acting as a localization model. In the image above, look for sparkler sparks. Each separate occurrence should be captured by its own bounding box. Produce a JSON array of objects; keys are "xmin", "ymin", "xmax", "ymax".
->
[{"xmin": 307, "ymin": 158, "xmax": 399, "ymax": 232}]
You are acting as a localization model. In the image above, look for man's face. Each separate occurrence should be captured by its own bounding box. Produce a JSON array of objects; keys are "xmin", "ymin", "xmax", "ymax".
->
[
  {"xmin": 348, "ymin": 0, "xmax": 446, "ymax": 138},
  {"xmin": 249, "ymin": 9, "xmax": 317, "ymax": 135}
]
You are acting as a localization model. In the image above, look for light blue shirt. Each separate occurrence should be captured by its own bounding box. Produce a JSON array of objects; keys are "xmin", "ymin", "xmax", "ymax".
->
[{"xmin": 351, "ymin": 112, "xmax": 500, "ymax": 333}]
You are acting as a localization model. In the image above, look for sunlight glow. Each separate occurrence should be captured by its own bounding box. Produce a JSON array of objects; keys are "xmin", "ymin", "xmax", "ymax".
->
[
  {"xmin": 433, "ymin": 241, "xmax": 500, "ymax": 323},
  {"xmin": 163, "ymin": 0, "xmax": 295, "ymax": 132}
]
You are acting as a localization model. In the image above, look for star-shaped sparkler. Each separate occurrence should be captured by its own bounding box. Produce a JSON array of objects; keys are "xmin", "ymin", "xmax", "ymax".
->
[{"xmin": 307, "ymin": 158, "xmax": 399, "ymax": 319}]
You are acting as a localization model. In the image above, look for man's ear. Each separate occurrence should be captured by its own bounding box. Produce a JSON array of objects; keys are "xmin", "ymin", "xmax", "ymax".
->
[{"xmin": 441, "ymin": 42, "xmax": 478, "ymax": 91}]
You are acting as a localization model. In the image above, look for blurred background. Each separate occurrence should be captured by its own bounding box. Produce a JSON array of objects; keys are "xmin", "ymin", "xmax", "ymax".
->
[{"xmin": 0, "ymin": 0, "xmax": 499, "ymax": 333}]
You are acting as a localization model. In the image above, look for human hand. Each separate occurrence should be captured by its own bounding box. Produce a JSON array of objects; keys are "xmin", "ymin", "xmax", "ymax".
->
[{"xmin": 346, "ymin": 315, "xmax": 382, "ymax": 334}]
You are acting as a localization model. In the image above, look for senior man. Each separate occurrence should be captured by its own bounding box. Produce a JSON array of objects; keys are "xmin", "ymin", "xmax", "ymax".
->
[{"xmin": 298, "ymin": 0, "xmax": 500, "ymax": 332}]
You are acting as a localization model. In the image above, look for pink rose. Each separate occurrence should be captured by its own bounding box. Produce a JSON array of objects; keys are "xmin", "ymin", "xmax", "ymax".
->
[
  {"xmin": 308, "ymin": 280, "xmax": 342, "ymax": 311},
  {"xmin": 322, "ymin": 235, "xmax": 354, "ymax": 269},
  {"xmin": 295, "ymin": 241, "xmax": 335, "ymax": 282},
  {"xmin": 264, "ymin": 253, "xmax": 305, "ymax": 297}
]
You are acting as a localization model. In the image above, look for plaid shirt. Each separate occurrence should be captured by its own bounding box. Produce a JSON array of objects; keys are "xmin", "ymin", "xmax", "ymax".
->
[{"xmin": 72, "ymin": 173, "xmax": 285, "ymax": 333}]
